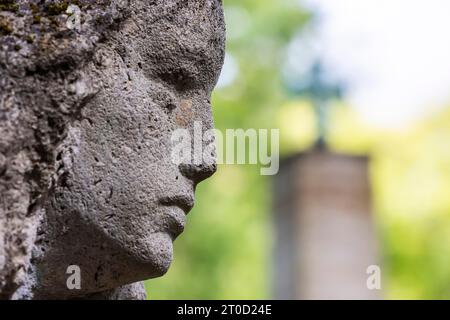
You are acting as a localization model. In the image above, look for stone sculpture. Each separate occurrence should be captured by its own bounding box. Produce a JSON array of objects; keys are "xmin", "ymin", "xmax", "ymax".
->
[{"xmin": 0, "ymin": 0, "xmax": 225, "ymax": 299}]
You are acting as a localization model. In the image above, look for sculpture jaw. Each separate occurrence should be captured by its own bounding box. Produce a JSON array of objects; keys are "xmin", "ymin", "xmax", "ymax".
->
[{"xmin": 21, "ymin": 222, "xmax": 174, "ymax": 300}]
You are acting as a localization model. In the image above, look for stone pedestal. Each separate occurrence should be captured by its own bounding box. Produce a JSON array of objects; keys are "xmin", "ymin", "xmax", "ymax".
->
[{"xmin": 273, "ymin": 149, "xmax": 380, "ymax": 299}]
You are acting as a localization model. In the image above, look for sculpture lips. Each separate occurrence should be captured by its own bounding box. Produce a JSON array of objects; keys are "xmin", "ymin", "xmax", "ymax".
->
[
  {"xmin": 159, "ymin": 194, "xmax": 194, "ymax": 239},
  {"xmin": 159, "ymin": 194, "xmax": 195, "ymax": 214},
  {"xmin": 166, "ymin": 206, "xmax": 187, "ymax": 239}
]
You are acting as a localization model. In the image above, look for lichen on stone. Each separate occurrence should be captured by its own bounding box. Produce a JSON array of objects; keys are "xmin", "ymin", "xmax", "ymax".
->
[
  {"xmin": 0, "ymin": 0, "xmax": 19, "ymax": 13},
  {"xmin": 45, "ymin": 1, "xmax": 69, "ymax": 16},
  {"xmin": 0, "ymin": 22, "xmax": 11, "ymax": 35}
]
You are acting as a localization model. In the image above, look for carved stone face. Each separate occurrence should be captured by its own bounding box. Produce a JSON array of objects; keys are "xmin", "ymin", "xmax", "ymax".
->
[{"xmin": 33, "ymin": 1, "xmax": 225, "ymax": 297}]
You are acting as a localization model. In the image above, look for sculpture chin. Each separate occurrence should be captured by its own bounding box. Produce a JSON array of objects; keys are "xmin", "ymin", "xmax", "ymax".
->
[
  {"xmin": 98, "ymin": 211, "xmax": 184, "ymax": 278},
  {"xmin": 147, "ymin": 232, "xmax": 174, "ymax": 277},
  {"xmin": 124, "ymin": 231, "xmax": 175, "ymax": 279}
]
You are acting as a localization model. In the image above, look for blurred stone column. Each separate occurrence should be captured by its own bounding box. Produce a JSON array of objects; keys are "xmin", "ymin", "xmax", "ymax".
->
[{"xmin": 273, "ymin": 149, "xmax": 380, "ymax": 299}]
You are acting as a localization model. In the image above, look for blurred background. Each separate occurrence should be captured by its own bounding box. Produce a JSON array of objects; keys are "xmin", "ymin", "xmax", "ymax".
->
[{"xmin": 146, "ymin": 0, "xmax": 450, "ymax": 299}]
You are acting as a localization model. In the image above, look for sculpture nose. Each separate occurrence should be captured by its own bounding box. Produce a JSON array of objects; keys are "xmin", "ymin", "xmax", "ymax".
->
[
  {"xmin": 176, "ymin": 96, "xmax": 217, "ymax": 184},
  {"xmin": 178, "ymin": 162, "xmax": 217, "ymax": 185}
]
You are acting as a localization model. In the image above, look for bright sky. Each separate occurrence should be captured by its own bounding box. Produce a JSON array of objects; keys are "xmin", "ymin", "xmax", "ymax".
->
[{"xmin": 298, "ymin": 0, "xmax": 450, "ymax": 128}]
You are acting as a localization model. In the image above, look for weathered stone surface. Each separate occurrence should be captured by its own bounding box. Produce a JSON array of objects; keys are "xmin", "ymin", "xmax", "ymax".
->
[{"xmin": 0, "ymin": 0, "xmax": 225, "ymax": 299}]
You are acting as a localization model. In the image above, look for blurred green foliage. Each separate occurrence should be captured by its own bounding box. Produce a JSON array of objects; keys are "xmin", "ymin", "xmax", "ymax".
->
[
  {"xmin": 327, "ymin": 102, "xmax": 450, "ymax": 299},
  {"xmin": 371, "ymin": 110, "xmax": 450, "ymax": 299},
  {"xmin": 146, "ymin": 0, "xmax": 450, "ymax": 299}
]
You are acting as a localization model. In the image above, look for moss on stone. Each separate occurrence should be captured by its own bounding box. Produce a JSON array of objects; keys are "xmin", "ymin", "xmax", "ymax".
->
[
  {"xmin": 25, "ymin": 34, "xmax": 34, "ymax": 43},
  {"xmin": 0, "ymin": 0, "xmax": 19, "ymax": 13},
  {"xmin": 29, "ymin": 3, "xmax": 39, "ymax": 14},
  {"xmin": 32, "ymin": 14, "xmax": 41, "ymax": 24},
  {"xmin": 95, "ymin": 15, "xmax": 104, "ymax": 25},
  {"xmin": 45, "ymin": 2, "xmax": 69, "ymax": 16},
  {"xmin": 0, "ymin": 19, "xmax": 12, "ymax": 35}
]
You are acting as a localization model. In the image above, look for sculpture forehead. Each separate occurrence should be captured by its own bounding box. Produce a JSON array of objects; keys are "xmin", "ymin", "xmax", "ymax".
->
[{"xmin": 127, "ymin": 0, "xmax": 226, "ymax": 91}]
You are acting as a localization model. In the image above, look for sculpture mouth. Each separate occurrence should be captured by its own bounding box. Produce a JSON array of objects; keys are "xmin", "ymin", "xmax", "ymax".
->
[
  {"xmin": 159, "ymin": 194, "xmax": 195, "ymax": 214},
  {"xmin": 165, "ymin": 206, "xmax": 187, "ymax": 240},
  {"xmin": 159, "ymin": 194, "xmax": 194, "ymax": 239}
]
